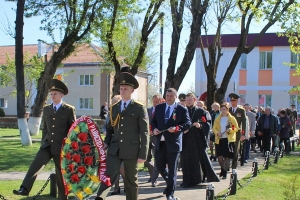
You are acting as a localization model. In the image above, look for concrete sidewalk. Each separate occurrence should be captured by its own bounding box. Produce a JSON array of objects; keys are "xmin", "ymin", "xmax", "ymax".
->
[{"xmin": 0, "ymin": 150, "xmax": 268, "ymax": 200}]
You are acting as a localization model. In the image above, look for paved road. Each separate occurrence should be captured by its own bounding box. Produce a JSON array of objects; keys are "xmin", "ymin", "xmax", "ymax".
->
[{"xmin": 0, "ymin": 150, "xmax": 269, "ymax": 200}]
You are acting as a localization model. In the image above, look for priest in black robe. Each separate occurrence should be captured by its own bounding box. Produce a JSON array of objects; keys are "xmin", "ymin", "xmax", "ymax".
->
[{"xmin": 180, "ymin": 93, "xmax": 219, "ymax": 188}]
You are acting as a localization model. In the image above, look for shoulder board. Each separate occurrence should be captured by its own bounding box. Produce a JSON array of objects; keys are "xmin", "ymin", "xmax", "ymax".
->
[
  {"xmin": 64, "ymin": 103, "xmax": 75, "ymax": 108},
  {"xmin": 134, "ymin": 100, "xmax": 144, "ymax": 106},
  {"xmin": 238, "ymin": 105, "xmax": 245, "ymax": 110},
  {"xmin": 44, "ymin": 104, "xmax": 51, "ymax": 108}
]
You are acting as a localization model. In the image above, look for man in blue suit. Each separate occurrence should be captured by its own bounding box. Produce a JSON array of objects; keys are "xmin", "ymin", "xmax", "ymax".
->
[{"xmin": 151, "ymin": 88, "xmax": 191, "ymax": 200}]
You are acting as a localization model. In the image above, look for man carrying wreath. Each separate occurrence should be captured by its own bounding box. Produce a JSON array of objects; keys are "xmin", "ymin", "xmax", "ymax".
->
[
  {"xmin": 13, "ymin": 79, "xmax": 76, "ymax": 200},
  {"xmin": 95, "ymin": 72, "xmax": 149, "ymax": 200}
]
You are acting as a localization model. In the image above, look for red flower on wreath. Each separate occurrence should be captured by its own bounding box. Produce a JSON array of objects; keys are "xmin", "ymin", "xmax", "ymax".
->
[
  {"xmin": 78, "ymin": 133, "xmax": 88, "ymax": 143},
  {"xmin": 78, "ymin": 166, "xmax": 87, "ymax": 174},
  {"xmin": 68, "ymin": 164, "xmax": 75, "ymax": 172},
  {"xmin": 81, "ymin": 145, "xmax": 91, "ymax": 154},
  {"xmin": 232, "ymin": 125, "xmax": 235, "ymax": 130},
  {"xmin": 65, "ymin": 152, "xmax": 72, "ymax": 160},
  {"xmin": 72, "ymin": 154, "xmax": 81, "ymax": 163},
  {"xmin": 71, "ymin": 174, "xmax": 80, "ymax": 183},
  {"xmin": 201, "ymin": 116, "xmax": 206, "ymax": 123},
  {"xmin": 84, "ymin": 156, "xmax": 94, "ymax": 166},
  {"xmin": 71, "ymin": 141, "xmax": 79, "ymax": 151}
]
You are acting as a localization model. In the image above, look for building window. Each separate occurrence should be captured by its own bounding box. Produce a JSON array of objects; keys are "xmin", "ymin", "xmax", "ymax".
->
[
  {"xmin": 290, "ymin": 52, "xmax": 299, "ymax": 69},
  {"xmin": 239, "ymin": 94, "xmax": 246, "ymax": 105},
  {"xmin": 259, "ymin": 52, "xmax": 272, "ymax": 69},
  {"xmin": 240, "ymin": 54, "xmax": 247, "ymax": 69},
  {"xmin": 79, "ymin": 98, "xmax": 93, "ymax": 109},
  {"xmin": 80, "ymin": 75, "xmax": 94, "ymax": 85},
  {"xmin": 0, "ymin": 98, "xmax": 7, "ymax": 108},
  {"xmin": 258, "ymin": 95, "xmax": 271, "ymax": 108}
]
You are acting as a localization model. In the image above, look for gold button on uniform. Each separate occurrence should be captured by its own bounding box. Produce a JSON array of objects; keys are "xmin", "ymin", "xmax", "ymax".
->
[
  {"xmin": 52, "ymin": 125, "xmax": 55, "ymax": 127},
  {"xmin": 120, "ymin": 140, "xmax": 123, "ymax": 142},
  {"xmin": 53, "ymin": 118, "xmax": 55, "ymax": 120},
  {"xmin": 121, "ymin": 117, "xmax": 124, "ymax": 119},
  {"xmin": 52, "ymin": 133, "xmax": 54, "ymax": 135},
  {"xmin": 51, "ymin": 140, "xmax": 53, "ymax": 142},
  {"xmin": 120, "ymin": 132, "xmax": 123, "ymax": 134},
  {"xmin": 121, "ymin": 124, "xmax": 123, "ymax": 126}
]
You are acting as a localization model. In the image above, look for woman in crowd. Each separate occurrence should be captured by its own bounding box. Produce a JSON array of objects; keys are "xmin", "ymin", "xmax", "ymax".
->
[
  {"xmin": 279, "ymin": 109, "xmax": 292, "ymax": 153},
  {"xmin": 212, "ymin": 104, "xmax": 239, "ymax": 179},
  {"xmin": 209, "ymin": 102, "xmax": 220, "ymax": 161}
]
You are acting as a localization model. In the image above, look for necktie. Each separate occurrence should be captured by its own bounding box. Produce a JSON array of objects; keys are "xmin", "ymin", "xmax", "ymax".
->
[
  {"xmin": 122, "ymin": 102, "xmax": 127, "ymax": 112},
  {"xmin": 53, "ymin": 106, "xmax": 57, "ymax": 113},
  {"xmin": 165, "ymin": 106, "xmax": 170, "ymax": 123}
]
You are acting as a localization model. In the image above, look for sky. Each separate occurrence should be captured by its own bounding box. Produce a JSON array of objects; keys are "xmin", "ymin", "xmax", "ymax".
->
[{"xmin": 0, "ymin": 1, "xmax": 279, "ymax": 95}]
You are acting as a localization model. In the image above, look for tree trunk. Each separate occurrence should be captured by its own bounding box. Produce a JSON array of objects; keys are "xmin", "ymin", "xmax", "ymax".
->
[
  {"xmin": 28, "ymin": 42, "xmax": 75, "ymax": 135},
  {"xmin": 216, "ymin": 49, "xmax": 243, "ymax": 102},
  {"xmin": 206, "ymin": 65, "xmax": 218, "ymax": 111},
  {"xmin": 15, "ymin": 0, "xmax": 32, "ymax": 145}
]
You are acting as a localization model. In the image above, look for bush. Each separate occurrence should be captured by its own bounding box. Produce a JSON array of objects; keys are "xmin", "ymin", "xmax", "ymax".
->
[{"xmin": 0, "ymin": 108, "xmax": 5, "ymax": 117}]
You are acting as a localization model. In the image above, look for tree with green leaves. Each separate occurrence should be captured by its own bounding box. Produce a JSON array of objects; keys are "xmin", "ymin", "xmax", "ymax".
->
[
  {"xmin": 97, "ymin": 0, "xmax": 164, "ymax": 96},
  {"xmin": 20, "ymin": 0, "xmax": 105, "ymax": 135},
  {"xmin": 199, "ymin": 0, "xmax": 300, "ymax": 110}
]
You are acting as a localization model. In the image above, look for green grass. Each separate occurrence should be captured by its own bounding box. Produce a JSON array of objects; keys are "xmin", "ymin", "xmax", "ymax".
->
[
  {"xmin": 0, "ymin": 180, "xmax": 78, "ymax": 200},
  {"xmin": 0, "ymin": 128, "xmax": 43, "ymax": 139},
  {"xmin": 217, "ymin": 147, "xmax": 300, "ymax": 200},
  {"xmin": 0, "ymin": 140, "xmax": 55, "ymax": 172}
]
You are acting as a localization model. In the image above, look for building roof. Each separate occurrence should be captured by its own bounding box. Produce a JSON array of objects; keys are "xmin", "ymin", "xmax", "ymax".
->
[
  {"xmin": 197, "ymin": 33, "xmax": 290, "ymax": 48},
  {"xmin": 0, "ymin": 43, "xmax": 105, "ymax": 65}
]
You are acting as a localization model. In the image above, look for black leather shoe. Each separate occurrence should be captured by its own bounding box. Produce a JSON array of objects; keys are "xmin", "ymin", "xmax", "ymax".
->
[
  {"xmin": 13, "ymin": 187, "xmax": 29, "ymax": 196},
  {"xmin": 147, "ymin": 178, "xmax": 151, "ymax": 183},
  {"xmin": 110, "ymin": 187, "xmax": 120, "ymax": 195},
  {"xmin": 163, "ymin": 188, "xmax": 167, "ymax": 194},
  {"xmin": 95, "ymin": 197, "xmax": 104, "ymax": 200}
]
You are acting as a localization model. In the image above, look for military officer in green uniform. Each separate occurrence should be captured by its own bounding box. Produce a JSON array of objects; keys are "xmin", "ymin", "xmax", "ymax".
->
[
  {"xmin": 229, "ymin": 93, "xmax": 246, "ymax": 169},
  {"xmin": 95, "ymin": 72, "xmax": 150, "ymax": 200},
  {"xmin": 13, "ymin": 79, "xmax": 76, "ymax": 200}
]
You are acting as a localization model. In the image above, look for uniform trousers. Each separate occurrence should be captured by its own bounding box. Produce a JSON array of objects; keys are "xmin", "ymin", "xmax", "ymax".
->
[
  {"xmin": 21, "ymin": 146, "xmax": 67, "ymax": 200},
  {"xmin": 232, "ymin": 134, "xmax": 241, "ymax": 169},
  {"xmin": 97, "ymin": 153, "xmax": 138, "ymax": 200}
]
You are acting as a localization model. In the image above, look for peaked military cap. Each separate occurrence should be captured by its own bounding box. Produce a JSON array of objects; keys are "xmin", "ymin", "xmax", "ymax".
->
[
  {"xmin": 178, "ymin": 93, "xmax": 186, "ymax": 101},
  {"xmin": 49, "ymin": 79, "xmax": 69, "ymax": 95},
  {"xmin": 291, "ymin": 104, "xmax": 296, "ymax": 106},
  {"xmin": 229, "ymin": 93, "xmax": 240, "ymax": 101},
  {"xmin": 119, "ymin": 72, "xmax": 139, "ymax": 89}
]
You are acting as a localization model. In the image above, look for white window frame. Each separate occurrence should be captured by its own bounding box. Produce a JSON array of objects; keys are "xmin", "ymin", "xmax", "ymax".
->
[
  {"xmin": 79, "ymin": 75, "xmax": 94, "ymax": 86},
  {"xmin": 240, "ymin": 53, "xmax": 247, "ymax": 69},
  {"xmin": 259, "ymin": 51, "xmax": 272, "ymax": 69},
  {"xmin": 0, "ymin": 98, "xmax": 7, "ymax": 108},
  {"xmin": 258, "ymin": 95, "xmax": 272, "ymax": 108},
  {"xmin": 79, "ymin": 98, "xmax": 93, "ymax": 110}
]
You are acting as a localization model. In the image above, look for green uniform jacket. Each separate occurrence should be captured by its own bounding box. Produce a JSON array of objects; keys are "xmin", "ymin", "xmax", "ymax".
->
[
  {"xmin": 41, "ymin": 102, "xmax": 76, "ymax": 155},
  {"xmin": 105, "ymin": 99, "xmax": 149, "ymax": 160},
  {"xmin": 229, "ymin": 106, "xmax": 246, "ymax": 139}
]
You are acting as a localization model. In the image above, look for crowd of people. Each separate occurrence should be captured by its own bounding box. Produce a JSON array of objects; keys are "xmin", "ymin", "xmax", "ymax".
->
[{"xmin": 11, "ymin": 71, "xmax": 298, "ymax": 200}]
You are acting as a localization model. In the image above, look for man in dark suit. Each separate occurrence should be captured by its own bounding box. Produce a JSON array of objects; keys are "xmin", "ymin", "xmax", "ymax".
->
[
  {"xmin": 95, "ymin": 72, "xmax": 149, "ymax": 200},
  {"xmin": 257, "ymin": 107, "xmax": 278, "ymax": 156},
  {"xmin": 145, "ymin": 94, "xmax": 162, "ymax": 187},
  {"xmin": 13, "ymin": 79, "xmax": 76, "ymax": 200},
  {"xmin": 229, "ymin": 93, "xmax": 246, "ymax": 169},
  {"xmin": 152, "ymin": 88, "xmax": 191, "ymax": 200}
]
